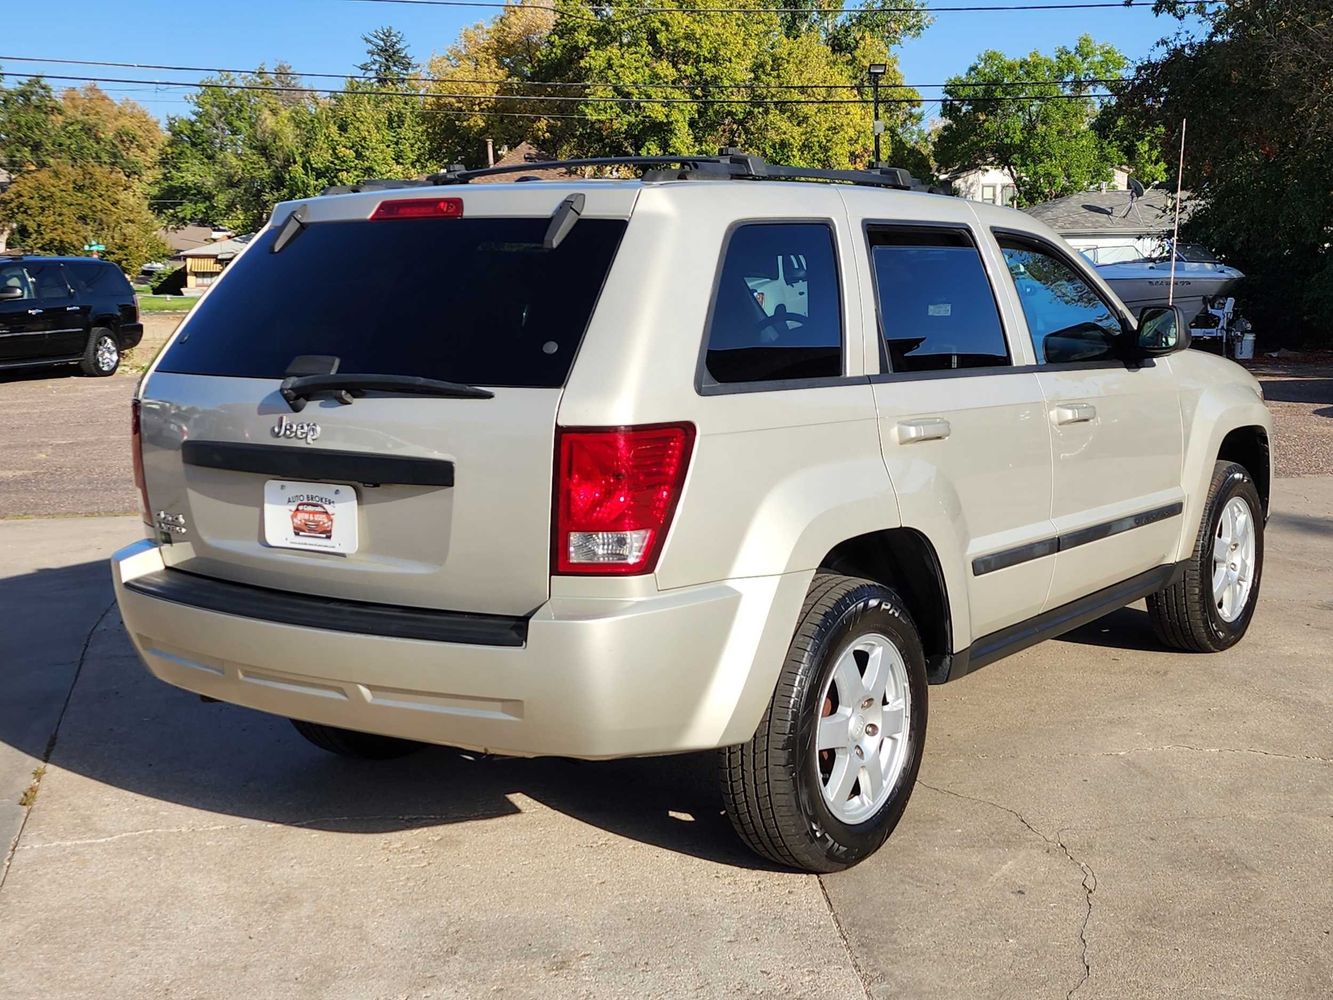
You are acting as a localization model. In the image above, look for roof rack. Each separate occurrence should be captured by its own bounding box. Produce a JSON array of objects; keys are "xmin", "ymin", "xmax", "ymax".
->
[{"xmin": 423, "ymin": 150, "xmax": 922, "ymax": 191}]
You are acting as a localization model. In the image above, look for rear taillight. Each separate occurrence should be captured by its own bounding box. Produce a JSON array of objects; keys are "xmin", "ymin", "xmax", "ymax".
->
[
  {"xmin": 369, "ymin": 197, "xmax": 464, "ymax": 221},
  {"xmin": 553, "ymin": 424, "xmax": 695, "ymax": 576},
  {"xmin": 131, "ymin": 399, "xmax": 151, "ymax": 526}
]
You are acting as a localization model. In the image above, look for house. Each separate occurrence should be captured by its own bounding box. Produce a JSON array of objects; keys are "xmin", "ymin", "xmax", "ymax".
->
[
  {"xmin": 160, "ymin": 225, "xmax": 233, "ymax": 256},
  {"xmin": 1023, "ymin": 187, "xmax": 1192, "ymax": 263},
  {"xmin": 943, "ymin": 165, "xmax": 1131, "ymax": 208},
  {"xmin": 177, "ymin": 235, "xmax": 253, "ymax": 290},
  {"xmin": 487, "ymin": 142, "xmax": 596, "ymax": 182}
]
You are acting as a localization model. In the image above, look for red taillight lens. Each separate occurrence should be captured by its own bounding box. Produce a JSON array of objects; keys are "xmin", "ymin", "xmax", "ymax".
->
[
  {"xmin": 131, "ymin": 399, "xmax": 151, "ymax": 526},
  {"xmin": 369, "ymin": 197, "xmax": 464, "ymax": 221},
  {"xmin": 553, "ymin": 423, "xmax": 695, "ymax": 575}
]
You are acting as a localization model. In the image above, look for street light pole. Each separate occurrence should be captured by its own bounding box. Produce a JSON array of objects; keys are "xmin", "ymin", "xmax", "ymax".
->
[{"xmin": 867, "ymin": 63, "xmax": 887, "ymax": 166}]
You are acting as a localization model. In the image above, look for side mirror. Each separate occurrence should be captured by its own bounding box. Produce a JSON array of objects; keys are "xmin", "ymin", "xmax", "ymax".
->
[
  {"xmin": 1135, "ymin": 305, "xmax": 1189, "ymax": 356},
  {"xmin": 0, "ymin": 286, "xmax": 24, "ymax": 301}
]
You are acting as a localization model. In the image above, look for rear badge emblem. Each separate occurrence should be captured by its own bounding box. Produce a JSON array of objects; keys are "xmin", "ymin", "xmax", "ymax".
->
[{"xmin": 271, "ymin": 414, "xmax": 321, "ymax": 443}]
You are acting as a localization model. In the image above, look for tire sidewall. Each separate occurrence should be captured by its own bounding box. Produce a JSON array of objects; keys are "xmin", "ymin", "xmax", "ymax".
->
[
  {"xmin": 1200, "ymin": 467, "xmax": 1264, "ymax": 647},
  {"xmin": 792, "ymin": 587, "xmax": 928, "ymax": 868}
]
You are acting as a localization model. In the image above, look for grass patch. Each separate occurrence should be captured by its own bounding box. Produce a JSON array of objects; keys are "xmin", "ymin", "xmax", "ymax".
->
[
  {"xmin": 137, "ymin": 295, "xmax": 195, "ymax": 314},
  {"xmin": 18, "ymin": 766, "xmax": 46, "ymax": 808}
]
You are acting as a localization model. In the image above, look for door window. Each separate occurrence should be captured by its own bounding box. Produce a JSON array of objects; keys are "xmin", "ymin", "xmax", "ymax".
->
[
  {"xmin": 868, "ymin": 227, "xmax": 1010, "ymax": 372},
  {"xmin": 702, "ymin": 223, "xmax": 842, "ymax": 385},
  {"xmin": 28, "ymin": 263, "xmax": 73, "ymax": 303},
  {"xmin": 997, "ymin": 236, "xmax": 1124, "ymax": 364},
  {"xmin": 0, "ymin": 264, "xmax": 35, "ymax": 301}
]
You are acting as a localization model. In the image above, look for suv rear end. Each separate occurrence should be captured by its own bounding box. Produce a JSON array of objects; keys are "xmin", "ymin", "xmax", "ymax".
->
[{"xmin": 112, "ymin": 181, "xmax": 806, "ymax": 759}]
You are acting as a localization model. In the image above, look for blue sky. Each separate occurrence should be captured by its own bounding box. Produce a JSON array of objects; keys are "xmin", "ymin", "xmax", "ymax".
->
[{"xmin": 1, "ymin": 0, "xmax": 1197, "ymax": 124}]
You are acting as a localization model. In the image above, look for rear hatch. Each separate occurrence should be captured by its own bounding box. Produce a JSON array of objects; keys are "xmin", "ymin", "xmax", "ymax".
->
[{"xmin": 138, "ymin": 187, "xmax": 633, "ymax": 616}]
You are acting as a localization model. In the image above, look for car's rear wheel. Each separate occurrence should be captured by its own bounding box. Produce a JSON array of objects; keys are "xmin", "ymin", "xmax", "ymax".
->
[
  {"xmin": 80, "ymin": 328, "xmax": 120, "ymax": 377},
  {"xmin": 1147, "ymin": 460, "xmax": 1264, "ymax": 652},
  {"xmin": 720, "ymin": 573, "xmax": 928, "ymax": 872},
  {"xmin": 290, "ymin": 719, "xmax": 423, "ymax": 760}
]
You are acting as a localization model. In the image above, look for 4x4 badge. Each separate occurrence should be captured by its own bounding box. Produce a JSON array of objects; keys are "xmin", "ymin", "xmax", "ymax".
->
[{"xmin": 271, "ymin": 414, "xmax": 321, "ymax": 443}]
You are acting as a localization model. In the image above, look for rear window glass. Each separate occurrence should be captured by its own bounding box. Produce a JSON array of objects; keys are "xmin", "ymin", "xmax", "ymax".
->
[
  {"xmin": 157, "ymin": 216, "xmax": 628, "ymax": 387},
  {"xmin": 65, "ymin": 261, "xmax": 129, "ymax": 296},
  {"xmin": 703, "ymin": 223, "xmax": 842, "ymax": 385},
  {"xmin": 868, "ymin": 227, "xmax": 1009, "ymax": 372}
]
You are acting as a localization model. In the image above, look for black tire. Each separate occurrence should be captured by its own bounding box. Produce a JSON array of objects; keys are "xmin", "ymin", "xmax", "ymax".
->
[
  {"xmin": 290, "ymin": 719, "xmax": 422, "ymax": 760},
  {"xmin": 1147, "ymin": 460, "xmax": 1264, "ymax": 652},
  {"xmin": 720, "ymin": 573, "xmax": 928, "ymax": 873},
  {"xmin": 79, "ymin": 327, "xmax": 120, "ymax": 377}
]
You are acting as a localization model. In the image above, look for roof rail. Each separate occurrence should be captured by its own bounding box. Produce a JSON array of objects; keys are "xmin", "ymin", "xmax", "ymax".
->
[
  {"xmin": 320, "ymin": 177, "xmax": 433, "ymax": 196},
  {"xmin": 416, "ymin": 150, "xmax": 923, "ymax": 191}
]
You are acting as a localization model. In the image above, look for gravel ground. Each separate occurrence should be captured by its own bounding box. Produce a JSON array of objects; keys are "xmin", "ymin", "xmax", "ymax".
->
[{"xmin": 0, "ymin": 328, "xmax": 1328, "ymax": 518}]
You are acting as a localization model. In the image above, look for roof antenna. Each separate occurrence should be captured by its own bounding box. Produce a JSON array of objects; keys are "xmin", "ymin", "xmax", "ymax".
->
[{"xmin": 1168, "ymin": 119, "xmax": 1187, "ymax": 306}]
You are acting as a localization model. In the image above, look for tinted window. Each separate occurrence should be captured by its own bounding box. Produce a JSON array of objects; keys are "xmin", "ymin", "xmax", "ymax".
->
[
  {"xmin": 28, "ymin": 263, "xmax": 73, "ymax": 302},
  {"xmin": 998, "ymin": 237, "xmax": 1122, "ymax": 364},
  {"xmin": 869, "ymin": 228, "xmax": 1009, "ymax": 372},
  {"xmin": 703, "ymin": 223, "xmax": 842, "ymax": 385},
  {"xmin": 66, "ymin": 261, "xmax": 129, "ymax": 296},
  {"xmin": 0, "ymin": 264, "xmax": 34, "ymax": 301},
  {"xmin": 158, "ymin": 217, "xmax": 627, "ymax": 387}
]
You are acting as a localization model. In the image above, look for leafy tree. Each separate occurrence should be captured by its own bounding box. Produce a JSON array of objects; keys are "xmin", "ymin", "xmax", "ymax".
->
[
  {"xmin": 0, "ymin": 163, "xmax": 167, "ymax": 271},
  {"xmin": 359, "ymin": 26, "xmax": 416, "ymax": 86},
  {"xmin": 1123, "ymin": 0, "xmax": 1332, "ymax": 345},
  {"xmin": 933, "ymin": 36, "xmax": 1160, "ymax": 205},
  {"xmin": 0, "ymin": 74, "xmax": 62, "ymax": 172}
]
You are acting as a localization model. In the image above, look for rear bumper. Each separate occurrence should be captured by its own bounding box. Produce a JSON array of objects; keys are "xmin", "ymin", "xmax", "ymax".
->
[{"xmin": 111, "ymin": 540, "xmax": 810, "ymax": 759}]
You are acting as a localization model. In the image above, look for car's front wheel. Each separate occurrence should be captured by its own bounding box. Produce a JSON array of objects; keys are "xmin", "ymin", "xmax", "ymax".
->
[
  {"xmin": 1148, "ymin": 460, "xmax": 1264, "ymax": 652},
  {"xmin": 80, "ymin": 328, "xmax": 120, "ymax": 377},
  {"xmin": 720, "ymin": 573, "xmax": 928, "ymax": 872}
]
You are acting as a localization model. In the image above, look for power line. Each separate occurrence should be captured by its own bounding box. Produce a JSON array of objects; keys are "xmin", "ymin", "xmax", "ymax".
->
[
  {"xmin": 347, "ymin": 0, "xmax": 1181, "ymax": 13},
  {"xmin": 8, "ymin": 71, "xmax": 1126, "ymax": 107},
  {"xmin": 0, "ymin": 53, "xmax": 1144, "ymax": 92}
]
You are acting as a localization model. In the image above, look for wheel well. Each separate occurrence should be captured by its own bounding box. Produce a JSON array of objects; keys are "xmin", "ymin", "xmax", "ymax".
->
[
  {"xmin": 1218, "ymin": 426, "xmax": 1270, "ymax": 516},
  {"xmin": 819, "ymin": 529, "xmax": 953, "ymax": 681}
]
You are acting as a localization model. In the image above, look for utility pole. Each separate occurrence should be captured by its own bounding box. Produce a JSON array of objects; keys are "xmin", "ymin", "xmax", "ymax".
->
[{"xmin": 868, "ymin": 63, "xmax": 887, "ymax": 166}]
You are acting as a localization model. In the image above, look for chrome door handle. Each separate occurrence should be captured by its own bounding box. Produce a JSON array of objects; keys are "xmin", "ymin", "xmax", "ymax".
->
[
  {"xmin": 895, "ymin": 418, "xmax": 952, "ymax": 443},
  {"xmin": 1051, "ymin": 403, "xmax": 1097, "ymax": 425},
  {"xmin": 65, "ymin": 305, "xmax": 80, "ymax": 311},
  {"xmin": 26, "ymin": 308, "xmax": 42, "ymax": 316}
]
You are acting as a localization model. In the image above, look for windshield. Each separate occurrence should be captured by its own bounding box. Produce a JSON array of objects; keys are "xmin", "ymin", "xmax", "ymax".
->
[{"xmin": 157, "ymin": 216, "xmax": 627, "ymax": 387}]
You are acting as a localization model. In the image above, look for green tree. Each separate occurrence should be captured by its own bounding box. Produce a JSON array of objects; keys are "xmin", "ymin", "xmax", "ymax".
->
[
  {"xmin": 933, "ymin": 36, "xmax": 1158, "ymax": 205},
  {"xmin": 359, "ymin": 26, "xmax": 416, "ymax": 86},
  {"xmin": 1123, "ymin": 0, "xmax": 1332, "ymax": 345},
  {"xmin": 0, "ymin": 74, "xmax": 62, "ymax": 172},
  {"xmin": 289, "ymin": 81, "xmax": 431, "ymax": 196},
  {"xmin": 0, "ymin": 163, "xmax": 167, "ymax": 271}
]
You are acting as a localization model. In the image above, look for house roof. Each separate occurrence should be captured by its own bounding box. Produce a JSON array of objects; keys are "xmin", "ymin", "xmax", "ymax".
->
[
  {"xmin": 161, "ymin": 225, "xmax": 220, "ymax": 253},
  {"xmin": 1024, "ymin": 188, "xmax": 1192, "ymax": 237},
  {"xmin": 178, "ymin": 235, "xmax": 253, "ymax": 259},
  {"xmin": 486, "ymin": 141, "xmax": 586, "ymax": 182}
]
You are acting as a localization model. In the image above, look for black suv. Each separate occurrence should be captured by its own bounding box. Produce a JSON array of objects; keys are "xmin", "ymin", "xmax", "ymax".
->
[{"xmin": 0, "ymin": 256, "xmax": 143, "ymax": 376}]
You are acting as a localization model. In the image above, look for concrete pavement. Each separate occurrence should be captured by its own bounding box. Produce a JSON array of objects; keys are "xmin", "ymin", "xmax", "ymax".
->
[{"xmin": 0, "ymin": 480, "xmax": 1330, "ymax": 999}]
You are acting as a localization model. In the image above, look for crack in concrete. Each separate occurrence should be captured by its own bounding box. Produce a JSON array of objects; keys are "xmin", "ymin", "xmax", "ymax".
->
[
  {"xmin": 917, "ymin": 781, "xmax": 1097, "ymax": 1000},
  {"xmin": 0, "ymin": 598, "xmax": 116, "ymax": 892},
  {"xmin": 938, "ymin": 745, "xmax": 1333, "ymax": 765},
  {"xmin": 817, "ymin": 876, "xmax": 874, "ymax": 1000}
]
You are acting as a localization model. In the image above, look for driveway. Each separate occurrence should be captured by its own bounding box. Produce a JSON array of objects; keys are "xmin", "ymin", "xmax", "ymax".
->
[{"xmin": 0, "ymin": 478, "xmax": 1329, "ymax": 1000}]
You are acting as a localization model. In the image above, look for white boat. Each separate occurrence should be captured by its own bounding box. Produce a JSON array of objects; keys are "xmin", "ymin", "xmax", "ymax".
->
[{"xmin": 1095, "ymin": 243, "xmax": 1244, "ymax": 324}]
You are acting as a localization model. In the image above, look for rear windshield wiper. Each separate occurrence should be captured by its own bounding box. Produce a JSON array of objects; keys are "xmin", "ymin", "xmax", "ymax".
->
[{"xmin": 280, "ymin": 373, "xmax": 494, "ymax": 411}]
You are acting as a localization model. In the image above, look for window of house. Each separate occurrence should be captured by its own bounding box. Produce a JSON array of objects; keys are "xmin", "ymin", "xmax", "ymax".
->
[
  {"xmin": 997, "ymin": 235, "xmax": 1124, "ymax": 364},
  {"xmin": 702, "ymin": 223, "xmax": 842, "ymax": 385},
  {"xmin": 868, "ymin": 227, "xmax": 1010, "ymax": 372},
  {"xmin": 981, "ymin": 184, "xmax": 997, "ymax": 204},
  {"xmin": 1001, "ymin": 185, "xmax": 1017, "ymax": 207}
]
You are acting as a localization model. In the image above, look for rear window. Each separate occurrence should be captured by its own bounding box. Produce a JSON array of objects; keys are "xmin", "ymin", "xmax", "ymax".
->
[
  {"xmin": 157, "ymin": 216, "xmax": 628, "ymax": 387},
  {"xmin": 65, "ymin": 261, "xmax": 131, "ymax": 296}
]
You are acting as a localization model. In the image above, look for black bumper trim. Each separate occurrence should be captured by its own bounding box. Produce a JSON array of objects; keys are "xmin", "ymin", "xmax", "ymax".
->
[{"xmin": 124, "ymin": 568, "xmax": 528, "ymax": 646}]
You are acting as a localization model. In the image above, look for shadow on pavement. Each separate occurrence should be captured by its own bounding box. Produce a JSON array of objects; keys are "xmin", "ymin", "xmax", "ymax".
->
[
  {"xmin": 1257, "ymin": 377, "xmax": 1333, "ymax": 405},
  {"xmin": 0, "ymin": 556, "xmax": 773, "ymax": 870},
  {"xmin": 1053, "ymin": 605, "xmax": 1164, "ymax": 652}
]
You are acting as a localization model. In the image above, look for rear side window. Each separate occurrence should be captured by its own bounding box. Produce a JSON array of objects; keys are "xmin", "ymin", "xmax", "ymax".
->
[
  {"xmin": 28, "ymin": 262, "xmax": 73, "ymax": 303},
  {"xmin": 65, "ymin": 261, "xmax": 130, "ymax": 296},
  {"xmin": 703, "ymin": 223, "xmax": 842, "ymax": 385},
  {"xmin": 157, "ymin": 216, "xmax": 628, "ymax": 387},
  {"xmin": 868, "ymin": 227, "xmax": 1009, "ymax": 372}
]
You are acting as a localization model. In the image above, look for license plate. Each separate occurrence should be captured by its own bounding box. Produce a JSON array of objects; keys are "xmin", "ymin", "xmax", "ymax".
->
[{"xmin": 263, "ymin": 480, "xmax": 358, "ymax": 554}]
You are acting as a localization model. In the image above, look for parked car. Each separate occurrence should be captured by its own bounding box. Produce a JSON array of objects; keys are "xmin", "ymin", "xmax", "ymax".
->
[
  {"xmin": 0, "ymin": 256, "xmax": 143, "ymax": 376},
  {"xmin": 110, "ymin": 154, "xmax": 1272, "ymax": 872}
]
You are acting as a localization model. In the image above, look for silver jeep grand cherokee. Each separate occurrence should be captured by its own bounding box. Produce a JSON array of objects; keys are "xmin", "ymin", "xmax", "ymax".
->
[{"xmin": 112, "ymin": 153, "xmax": 1272, "ymax": 872}]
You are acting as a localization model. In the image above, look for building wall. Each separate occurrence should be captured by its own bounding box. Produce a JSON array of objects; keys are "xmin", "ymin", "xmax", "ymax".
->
[{"xmin": 949, "ymin": 165, "xmax": 1132, "ymax": 206}]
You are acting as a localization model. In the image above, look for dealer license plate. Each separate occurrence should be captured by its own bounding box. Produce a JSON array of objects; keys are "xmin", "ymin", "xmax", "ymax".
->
[{"xmin": 263, "ymin": 480, "xmax": 358, "ymax": 554}]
